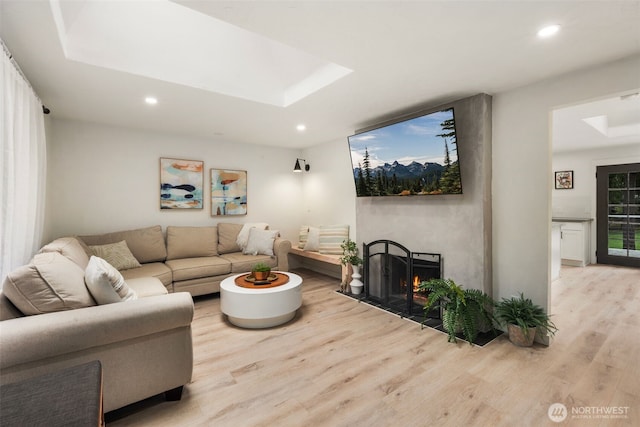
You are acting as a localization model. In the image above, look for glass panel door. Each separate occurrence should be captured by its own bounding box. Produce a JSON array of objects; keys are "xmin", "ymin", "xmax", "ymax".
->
[{"xmin": 597, "ymin": 163, "xmax": 640, "ymax": 267}]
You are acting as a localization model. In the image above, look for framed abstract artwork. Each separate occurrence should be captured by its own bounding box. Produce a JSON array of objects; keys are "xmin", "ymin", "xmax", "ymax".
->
[
  {"xmin": 211, "ymin": 169, "xmax": 247, "ymax": 216},
  {"xmin": 555, "ymin": 170, "xmax": 574, "ymax": 190},
  {"xmin": 159, "ymin": 158, "xmax": 204, "ymax": 209}
]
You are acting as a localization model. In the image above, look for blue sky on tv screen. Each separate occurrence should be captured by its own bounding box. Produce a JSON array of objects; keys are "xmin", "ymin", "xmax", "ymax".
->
[{"xmin": 348, "ymin": 109, "xmax": 456, "ymax": 169}]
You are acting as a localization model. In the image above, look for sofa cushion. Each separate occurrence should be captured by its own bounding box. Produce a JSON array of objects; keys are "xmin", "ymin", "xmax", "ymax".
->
[
  {"xmin": 243, "ymin": 228, "xmax": 279, "ymax": 256},
  {"xmin": 120, "ymin": 263, "xmax": 173, "ymax": 287},
  {"xmin": 217, "ymin": 223, "xmax": 243, "ymax": 254},
  {"xmin": 173, "ymin": 277, "xmax": 221, "ymax": 296},
  {"xmin": 79, "ymin": 225, "xmax": 167, "ymax": 263},
  {"xmin": 319, "ymin": 224, "xmax": 350, "ymax": 255},
  {"xmin": 89, "ymin": 240, "xmax": 142, "ymax": 271},
  {"xmin": 125, "ymin": 277, "xmax": 168, "ymax": 297},
  {"xmin": 39, "ymin": 237, "xmax": 90, "ymax": 269},
  {"xmin": 2, "ymin": 252, "xmax": 95, "ymax": 315},
  {"xmin": 166, "ymin": 226, "xmax": 218, "ymax": 260},
  {"xmin": 165, "ymin": 257, "xmax": 231, "ymax": 282},
  {"xmin": 219, "ymin": 252, "xmax": 277, "ymax": 273},
  {"xmin": 0, "ymin": 293, "xmax": 24, "ymax": 320},
  {"xmin": 84, "ymin": 256, "xmax": 137, "ymax": 304}
]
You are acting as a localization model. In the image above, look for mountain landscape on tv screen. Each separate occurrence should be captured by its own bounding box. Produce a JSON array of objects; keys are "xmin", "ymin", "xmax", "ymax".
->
[
  {"xmin": 353, "ymin": 158, "xmax": 461, "ymax": 196},
  {"xmin": 350, "ymin": 109, "xmax": 462, "ymax": 197}
]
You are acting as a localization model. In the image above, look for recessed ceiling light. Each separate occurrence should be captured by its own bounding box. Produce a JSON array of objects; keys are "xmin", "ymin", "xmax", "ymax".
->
[
  {"xmin": 537, "ymin": 24, "xmax": 561, "ymax": 38},
  {"xmin": 296, "ymin": 124, "xmax": 306, "ymax": 132},
  {"xmin": 145, "ymin": 96, "xmax": 158, "ymax": 105}
]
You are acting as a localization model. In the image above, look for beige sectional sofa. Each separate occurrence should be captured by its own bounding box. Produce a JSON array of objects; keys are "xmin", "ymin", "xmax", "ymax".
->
[
  {"xmin": 0, "ymin": 222, "xmax": 291, "ymax": 412},
  {"xmin": 0, "ymin": 237, "xmax": 194, "ymax": 413},
  {"xmin": 79, "ymin": 223, "xmax": 291, "ymax": 296}
]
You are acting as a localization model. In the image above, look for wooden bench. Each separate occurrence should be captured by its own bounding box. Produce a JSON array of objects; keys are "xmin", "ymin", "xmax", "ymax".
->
[{"xmin": 288, "ymin": 247, "xmax": 351, "ymax": 286}]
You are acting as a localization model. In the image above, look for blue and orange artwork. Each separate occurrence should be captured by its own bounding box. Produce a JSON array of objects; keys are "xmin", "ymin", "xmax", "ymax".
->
[
  {"xmin": 211, "ymin": 169, "xmax": 247, "ymax": 216},
  {"xmin": 160, "ymin": 158, "xmax": 204, "ymax": 209}
]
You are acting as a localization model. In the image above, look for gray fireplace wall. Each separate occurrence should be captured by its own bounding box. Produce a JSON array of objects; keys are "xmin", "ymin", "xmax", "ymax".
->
[{"xmin": 356, "ymin": 93, "xmax": 492, "ymax": 295}]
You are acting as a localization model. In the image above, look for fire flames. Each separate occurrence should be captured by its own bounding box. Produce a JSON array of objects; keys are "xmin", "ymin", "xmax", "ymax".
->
[{"xmin": 400, "ymin": 276, "xmax": 429, "ymax": 305}]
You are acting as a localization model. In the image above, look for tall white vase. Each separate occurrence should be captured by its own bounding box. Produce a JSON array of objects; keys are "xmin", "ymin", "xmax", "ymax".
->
[{"xmin": 350, "ymin": 264, "xmax": 364, "ymax": 295}]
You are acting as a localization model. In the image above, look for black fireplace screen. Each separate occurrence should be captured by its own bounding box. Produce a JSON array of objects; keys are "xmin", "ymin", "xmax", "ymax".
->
[{"xmin": 363, "ymin": 240, "xmax": 441, "ymax": 319}]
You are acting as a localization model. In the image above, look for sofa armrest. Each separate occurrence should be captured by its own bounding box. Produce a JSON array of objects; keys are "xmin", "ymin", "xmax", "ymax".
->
[
  {"xmin": 274, "ymin": 238, "xmax": 292, "ymax": 271},
  {"xmin": 0, "ymin": 292, "xmax": 194, "ymax": 369}
]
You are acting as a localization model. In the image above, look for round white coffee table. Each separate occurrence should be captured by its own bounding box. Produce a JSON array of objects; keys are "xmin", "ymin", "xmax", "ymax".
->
[{"xmin": 220, "ymin": 272, "xmax": 302, "ymax": 328}]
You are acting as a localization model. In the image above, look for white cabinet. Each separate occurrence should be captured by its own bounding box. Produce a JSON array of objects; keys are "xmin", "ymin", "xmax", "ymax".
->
[{"xmin": 557, "ymin": 221, "xmax": 591, "ymax": 267}]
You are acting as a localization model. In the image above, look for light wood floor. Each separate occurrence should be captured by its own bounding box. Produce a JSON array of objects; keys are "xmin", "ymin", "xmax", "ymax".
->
[{"xmin": 107, "ymin": 265, "xmax": 640, "ymax": 427}]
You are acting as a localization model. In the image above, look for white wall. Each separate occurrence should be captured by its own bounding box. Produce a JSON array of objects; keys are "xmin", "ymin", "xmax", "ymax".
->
[
  {"xmin": 492, "ymin": 54, "xmax": 640, "ymax": 315},
  {"xmin": 553, "ymin": 143, "xmax": 640, "ymax": 263},
  {"xmin": 45, "ymin": 119, "xmax": 304, "ymax": 243},
  {"xmin": 300, "ymin": 138, "xmax": 357, "ymax": 236}
]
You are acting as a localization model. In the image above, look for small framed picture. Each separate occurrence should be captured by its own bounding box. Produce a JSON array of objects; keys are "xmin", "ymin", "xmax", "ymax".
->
[{"xmin": 555, "ymin": 170, "xmax": 573, "ymax": 190}]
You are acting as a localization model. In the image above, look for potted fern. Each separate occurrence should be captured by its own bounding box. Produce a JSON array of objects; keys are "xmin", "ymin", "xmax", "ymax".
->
[
  {"xmin": 418, "ymin": 278, "xmax": 495, "ymax": 344},
  {"xmin": 494, "ymin": 293, "xmax": 557, "ymax": 347}
]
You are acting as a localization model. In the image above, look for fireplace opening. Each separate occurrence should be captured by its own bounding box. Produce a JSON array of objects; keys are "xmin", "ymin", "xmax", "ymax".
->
[{"xmin": 362, "ymin": 240, "xmax": 441, "ymax": 322}]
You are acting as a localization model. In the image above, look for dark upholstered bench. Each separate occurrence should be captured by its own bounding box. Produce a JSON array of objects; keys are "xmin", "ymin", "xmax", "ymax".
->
[{"xmin": 0, "ymin": 361, "xmax": 103, "ymax": 426}]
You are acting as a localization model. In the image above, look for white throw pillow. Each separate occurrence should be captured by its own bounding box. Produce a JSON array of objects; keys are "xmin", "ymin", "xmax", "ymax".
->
[
  {"xmin": 298, "ymin": 225, "xmax": 310, "ymax": 249},
  {"xmin": 303, "ymin": 226, "xmax": 321, "ymax": 251},
  {"xmin": 243, "ymin": 228, "xmax": 279, "ymax": 256},
  {"xmin": 236, "ymin": 223, "xmax": 269, "ymax": 250},
  {"xmin": 85, "ymin": 256, "xmax": 137, "ymax": 304},
  {"xmin": 89, "ymin": 240, "xmax": 141, "ymax": 271}
]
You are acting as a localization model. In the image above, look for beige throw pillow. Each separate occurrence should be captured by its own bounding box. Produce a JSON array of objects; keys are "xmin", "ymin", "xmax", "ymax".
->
[
  {"xmin": 85, "ymin": 256, "xmax": 137, "ymax": 304},
  {"xmin": 243, "ymin": 229, "xmax": 279, "ymax": 256},
  {"xmin": 89, "ymin": 240, "xmax": 141, "ymax": 270},
  {"xmin": 2, "ymin": 252, "xmax": 95, "ymax": 315}
]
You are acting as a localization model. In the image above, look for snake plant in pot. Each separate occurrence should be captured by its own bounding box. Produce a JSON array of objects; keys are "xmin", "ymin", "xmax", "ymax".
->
[
  {"xmin": 418, "ymin": 278, "xmax": 495, "ymax": 344},
  {"xmin": 494, "ymin": 293, "xmax": 557, "ymax": 347}
]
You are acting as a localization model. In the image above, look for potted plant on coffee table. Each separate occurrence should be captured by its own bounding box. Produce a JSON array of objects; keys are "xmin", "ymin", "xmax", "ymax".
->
[
  {"xmin": 339, "ymin": 239, "xmax": 363, "ymax": 294},
  {"xmin": 494, "ymin": 293, "xmax": 557, "ymax": 347},
  {"xmin": 251, "ymin": 262, "xmax": 272, "ymax": 281},
  {"xmin": 418, "ymin": 278, "xmax": 496, "ymax": 344}
]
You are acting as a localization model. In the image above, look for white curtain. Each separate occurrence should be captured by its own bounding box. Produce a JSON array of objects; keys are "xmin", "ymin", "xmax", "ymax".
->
[{"xmin": 0, "ymin": 40, "xmax": 47, "ymax": 285}]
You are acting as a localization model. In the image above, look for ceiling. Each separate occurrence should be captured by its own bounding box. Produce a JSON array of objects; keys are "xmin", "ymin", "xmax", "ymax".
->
[
  {"xmin": 1, "ymin": 0, "xmax": 639, "ymax": 150},
  {"xmin": 552, "ymin": 92, "xmax": 640, "ymax": 152}
]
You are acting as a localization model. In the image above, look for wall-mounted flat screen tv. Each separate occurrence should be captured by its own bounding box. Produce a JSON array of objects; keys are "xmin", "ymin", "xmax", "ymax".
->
[{"xmin": 348, "ymin": 108, "xmax": 461, "ymax": 197}]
